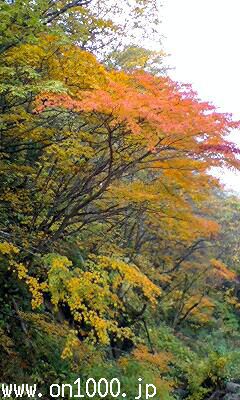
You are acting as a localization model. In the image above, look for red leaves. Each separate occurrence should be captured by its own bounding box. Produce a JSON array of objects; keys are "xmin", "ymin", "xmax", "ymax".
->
[{"xmin": 34, "ymin": 66, "xmax": 240, "ymax": 171}]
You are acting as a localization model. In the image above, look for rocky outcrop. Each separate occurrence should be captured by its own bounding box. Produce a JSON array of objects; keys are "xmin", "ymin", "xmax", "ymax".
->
[
  {"xmin": 223, "ymin": 382, "xmax": 240, "ymax": 400},
  {"xmin": 206, "ymin": 382, "xmax": 240, "ymax": 400}
]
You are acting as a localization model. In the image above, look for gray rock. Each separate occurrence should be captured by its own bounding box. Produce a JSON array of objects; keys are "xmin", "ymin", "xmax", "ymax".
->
[
  {"xmin": 207, "ymin": 390, "xmax": 225, "ymax": 400},
  {"xmin": 226, "ymin": 383, "xmax": 240, "ymax": 394},
  {"xmin": 223, "ymin": 394, "xmax": 240, "ymax": 400}
]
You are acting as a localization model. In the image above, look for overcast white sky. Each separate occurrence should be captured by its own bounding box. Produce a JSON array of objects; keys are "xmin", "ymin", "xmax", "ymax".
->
[{"xmin": 161, "ymin": 0, "xmax": 240, "ymax": 192}]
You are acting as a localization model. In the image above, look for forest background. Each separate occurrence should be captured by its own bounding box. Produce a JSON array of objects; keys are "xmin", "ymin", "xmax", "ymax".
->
[{"xmin": 1, "ymin": 1, "xmax": 240, "ymax": 399}]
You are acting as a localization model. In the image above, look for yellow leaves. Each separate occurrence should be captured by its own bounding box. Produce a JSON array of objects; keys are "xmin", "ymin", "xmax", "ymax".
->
[
  {"xmin": 10, "ymin": 260, "xmax": 47, "ymax": 309},
  {"xmin": 44, "ymin": 133, "xmax": 95, "ymax": 174},
  {"xmin": 5, "ymin": 42, "xmax": 46, "ymax": 68},
  {"xmin": 26, "ymin": 277, "xmax": 48, "ymax": 309},
  {"xmin": 0, "ymin": 241, "xmax": 19, "ymax": 255},
  {"xmin": 50, "ymin": 254, "xmax": 72, "ymax": 271},
  {"xmin": 205, "ymin": 353, "xmax": 229, "ymax": 387},
  {"xmin": 97, "ymin": 255, "xmax": 161, "ymax": 305},
  {"xmin": 224, "ymin": 288, "xmax": 240, "ymax": 310},
  {"xmin": 1, "ymin": 190, "xmax": 32, "ymax": 215},
  {"xmin": 12, "ymin": 34, "xmax": 107, "ymax": 93},
  {"xmin": 0, "ymin": 241, "xmax": 47, "ymax": 310},
  {"xmin": 62, "ymin": 330, "xmax": 80, "ymax": 360},
  {"xmin": 47, "ymin": 255, "xmax": 72, "ymax": 305},
  {"xmin": 118, "ymin": 356, "xmax": 129, "ymax": 370},
  {"xmin": 47, "ymin": 254, "xmax": 118, "ymax": 344},
  {"xmin": 51, "ymin": 45, "xmax": 107, "ymax": 93},
  {"xmin": 46, "ymin": 253, "xmax": 159, "ymax": 344},
  {"xmin": 66, "ymin": 270, "xmax": 111, "ymax": 315},
  {"xmin": 213, "ymin": 356, "xmax": 228, "ymax": 370},
  {"xmin": 13, "ymin": 262, "xmax": 28, "ymax": 280},
  {"xmin": 108, "ymin": 70, "xmax": 131, "ymax": 86},
  {"xmin": 87, "ymin": 314, "xmax": 112, "ymax": 345}
]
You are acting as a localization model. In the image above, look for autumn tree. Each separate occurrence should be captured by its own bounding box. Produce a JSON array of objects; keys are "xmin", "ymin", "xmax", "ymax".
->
[{"xmin": 1, "ymin": 0, "xmax": 240, "ymax": 388}]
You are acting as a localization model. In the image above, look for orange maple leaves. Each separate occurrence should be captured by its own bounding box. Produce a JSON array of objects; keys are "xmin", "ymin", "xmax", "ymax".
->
[{"xmin": 35, "ymin": 67, "xmax": 240, "ymax": 171}]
